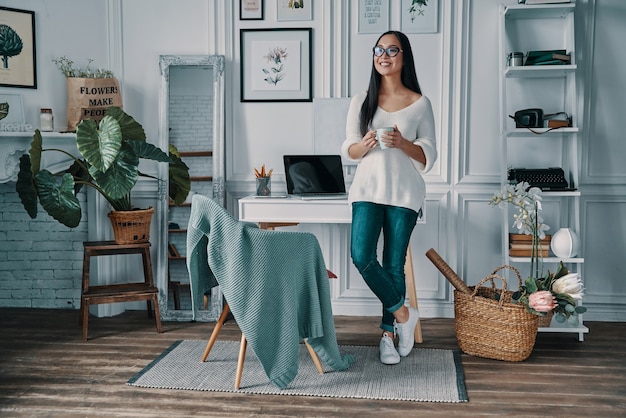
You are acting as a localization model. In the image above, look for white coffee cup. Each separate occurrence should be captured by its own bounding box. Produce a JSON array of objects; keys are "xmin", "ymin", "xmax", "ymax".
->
[{"xmin": 376, "ymin": 127, "xmax": 394, "ymax": 149}]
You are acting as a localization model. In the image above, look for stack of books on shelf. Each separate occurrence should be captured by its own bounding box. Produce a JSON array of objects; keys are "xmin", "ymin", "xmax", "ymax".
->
[
  {"xmin": 525, "ymin": 49, "xmax": 571, "ymax": 66},
  {"xmin": 509, "ymin": 233, "xmax": 551, "ymax": 257}
]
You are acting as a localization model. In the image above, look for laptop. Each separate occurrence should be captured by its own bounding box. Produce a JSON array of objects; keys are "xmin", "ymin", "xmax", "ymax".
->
[{"xmin": 283, "ymin": 155, "xmax": 348, "ymax": 200}]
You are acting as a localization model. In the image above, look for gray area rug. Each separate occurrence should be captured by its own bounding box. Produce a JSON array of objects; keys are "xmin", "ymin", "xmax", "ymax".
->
[{"xmin": 128, "ymin": 340, "xmax": 468, "ymax": 402}]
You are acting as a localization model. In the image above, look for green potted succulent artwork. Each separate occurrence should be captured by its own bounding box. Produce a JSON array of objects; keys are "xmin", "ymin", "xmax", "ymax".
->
[
  {"xmin": 16, "ymin": 106, "xmax": 190, "ymax": 236},
  {"xmin": 0, "ymin": 23, "xmax": 23, "ymax": 69}
]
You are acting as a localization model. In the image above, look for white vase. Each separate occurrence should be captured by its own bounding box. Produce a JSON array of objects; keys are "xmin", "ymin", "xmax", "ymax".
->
[{"xmin": 550, "ymin": 228, "xmax": 580, "ymax": 258}]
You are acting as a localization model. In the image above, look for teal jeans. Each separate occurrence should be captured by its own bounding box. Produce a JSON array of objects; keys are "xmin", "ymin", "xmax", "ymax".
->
[{"xmin": 350, "ymin": 202, "xmax": 419, "ymax": 333}]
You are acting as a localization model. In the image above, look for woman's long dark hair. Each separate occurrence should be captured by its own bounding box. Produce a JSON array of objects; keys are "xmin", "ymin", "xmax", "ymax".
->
[{"xmin": 359, "ymin": 31, "xmax": 422, "ymax": 136}]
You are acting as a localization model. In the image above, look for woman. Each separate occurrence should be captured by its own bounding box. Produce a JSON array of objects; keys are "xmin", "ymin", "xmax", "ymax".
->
[{"xmin": 341, "ymin": 31, "xmax": 437, "ymax": 365}]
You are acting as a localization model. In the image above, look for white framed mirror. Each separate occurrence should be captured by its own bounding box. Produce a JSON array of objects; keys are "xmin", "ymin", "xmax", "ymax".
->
[{"xmin": 156, "ymin": 55, "xmax": 225, "ymax": 321}]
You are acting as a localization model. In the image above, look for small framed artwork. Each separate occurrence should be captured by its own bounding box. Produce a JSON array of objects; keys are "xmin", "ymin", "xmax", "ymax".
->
[
  {"xmin": 0, "ymin": 7, "xmax": 37, "ymax": 88},
  {"xmin": 240, "ymin": 0, "xmax": 263, "ymax": 20},
  {"xmin": 358, "ymin": 0, "xmax": 389, "ymax": 34},
  {"xmin": 277, "ymin": 0, "xmax": 312, "ymax": 22},
  {"xmin": 240, "ymin": 28, "xmax": 312, "ymax": 102},
  {"xmin": 401, "ymin": 0, "xmax": 439, "ymax": 34},
  {"xmin": 0, "ymin": 93, "xmax": 25, "ymax": 124}
]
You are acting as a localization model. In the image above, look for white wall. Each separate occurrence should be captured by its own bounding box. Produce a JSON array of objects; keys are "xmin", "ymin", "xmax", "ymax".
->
[
  {"xmin": 578, "ymin": 0, "xmax": 626, "ymax": 321},
  {"xmin": 1, "ymin": 0, "xmax": 624, "ymax": 321}
]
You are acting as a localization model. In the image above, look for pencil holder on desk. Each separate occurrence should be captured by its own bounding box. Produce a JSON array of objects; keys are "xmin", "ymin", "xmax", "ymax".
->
[{"xmin": 256, "ymin": 177, "xmax": 271, "ymax": 196}]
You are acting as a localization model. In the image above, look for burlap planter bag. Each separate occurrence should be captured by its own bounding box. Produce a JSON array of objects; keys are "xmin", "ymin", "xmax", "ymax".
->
[{"xmin": 66, "ymin": 77, "xmax": 123, "ymax": 131}]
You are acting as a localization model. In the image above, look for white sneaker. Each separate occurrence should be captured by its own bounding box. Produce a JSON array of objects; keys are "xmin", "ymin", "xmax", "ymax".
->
[
  {"xmin": 379, "ymin": 334, "xmax": 400, "ymax": 365},
  {"xmin": 395, "ymin": 307, "xmax": 420, "ymax": 357}
]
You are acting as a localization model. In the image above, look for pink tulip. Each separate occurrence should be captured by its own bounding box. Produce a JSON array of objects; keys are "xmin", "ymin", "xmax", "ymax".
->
[{"xmin": 528, "ymin": 290, "xmax": 557, "ymax": 313}]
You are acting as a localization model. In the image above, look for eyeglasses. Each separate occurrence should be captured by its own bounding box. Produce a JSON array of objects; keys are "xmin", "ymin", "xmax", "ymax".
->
[{"xmin": 373, "ymin": 46, "xmax": 402, "ymax": 57}]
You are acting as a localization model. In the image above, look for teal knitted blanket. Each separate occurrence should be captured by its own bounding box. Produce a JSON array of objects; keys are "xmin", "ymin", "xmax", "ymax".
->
[{"xmin": 186, "ymin": 195, "xmax": 355, "ymax": 389}]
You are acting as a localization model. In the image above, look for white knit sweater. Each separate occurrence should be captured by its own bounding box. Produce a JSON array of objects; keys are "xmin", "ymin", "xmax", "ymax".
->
[{"xmin": 341, "ymin": 91, "xmax": 437, "ymax": 213}]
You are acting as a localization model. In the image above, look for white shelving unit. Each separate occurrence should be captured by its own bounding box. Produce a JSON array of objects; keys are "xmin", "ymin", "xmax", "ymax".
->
[{"xmin": 498, "ymin": 2, "xmax": 588, "ymax": 341}]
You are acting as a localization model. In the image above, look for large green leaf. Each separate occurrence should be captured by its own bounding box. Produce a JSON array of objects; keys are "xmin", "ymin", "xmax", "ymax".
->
[
  {"xmin": 76, "ymin": 116, "xmax": 122, "ymax": 172},
  {"xmin": 524, "ymin": 277, "xmax": 538, "ymax": 293},
  {"xmin": 168, "ymin": 150, "xmax": 191, "ymax": 205},
  {"xmin": 127, "ymin": 140, "xmax": 171, "ymax": 163},
  {"xmin": 108, "ymin": 196, "xmax": 132, "ymax": 211},
  {"xmin": 552, "ymin": 262, "xmax": 569, "ymax": 280},
  {"xmin": 35, "ymin": 171, "xmax": 81, "ymax": 228},
  {"xmin": 106, "ymin": 106, "xmax": 146, "ymax": 142},
  {"xmin": 66, "ymin": 159, "xmax": 91, "ymax": 194},
  {"xmin": 89, "ymin": 143, "xmax": 139, "ymax": 200},
  {"xmin": 29, "ymin": 130, "xmax": 43, "ymax": 174},
  {"xmin": 16, "ymin": 154, "xmax": 38, "ymax": 219}
]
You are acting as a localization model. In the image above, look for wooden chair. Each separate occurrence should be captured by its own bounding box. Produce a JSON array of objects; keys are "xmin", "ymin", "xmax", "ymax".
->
[
  {"xmin": 200, "ymin": 221, "xmax": 338, "ymax": 388},
  {"xmin": 201, "ymin": 302, "xmax": 326, "ymax": 389}
]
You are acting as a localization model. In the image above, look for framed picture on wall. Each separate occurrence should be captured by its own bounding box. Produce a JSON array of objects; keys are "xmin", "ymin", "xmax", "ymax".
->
[
  {"xmin": 401, "ymin": 0, "xmax": 439, "ymax": 34},
  {"xmin": 0, "ymin": 93, "xmax": 25, "ymax": 124},
  {"xmin": 358, "ymin": 0, "xmax": 389, "ymax": 34},
  {"xmin": 240, "ymin": 28, "xmax": 312, "ymax": 102},
  {"xmin": 0, "ymin": 6, "xmax": 37, "ymax": 88},
  {"xmin": 276, "ymin": 0, "xmax": 312, "ymax": 21},
  {"xmin": 240, "ymin": 0, "xmax": 263, "ymax": 20}
]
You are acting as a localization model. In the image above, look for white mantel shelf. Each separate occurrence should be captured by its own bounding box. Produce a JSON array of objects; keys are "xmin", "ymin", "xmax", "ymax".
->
[{"xmin": 0, "ymin": 131, "xmax": 77, "ymax": 183}]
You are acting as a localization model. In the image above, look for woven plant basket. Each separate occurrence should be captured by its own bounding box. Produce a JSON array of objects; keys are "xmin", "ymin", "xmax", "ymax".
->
[
  {"xmin": 107, "ymin": 207, "xmax": 154, "ymax": 245},
  {"xmin": 454, "ymin": 265, "xmax": 538, "ymax": 362},
  {"xmin": 537, "ymin": 311, "xmax": 554, "ymax": 327}
]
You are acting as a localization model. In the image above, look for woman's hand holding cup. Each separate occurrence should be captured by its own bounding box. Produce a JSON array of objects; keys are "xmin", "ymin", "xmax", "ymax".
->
[{"xmin": 376, "ymin": 127, "xmax": 395, "ymax": 149}]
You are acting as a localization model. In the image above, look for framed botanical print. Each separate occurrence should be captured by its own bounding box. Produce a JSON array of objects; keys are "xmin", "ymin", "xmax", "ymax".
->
[
  {"xmin": 240, "ymin": 28, "xmax": 312, "ymax": 102},
  {"xmin": 401, "ymin": 0, "xmax": 439, "ymax": 34},
  {"xmin": 276, "ymin": 0, "xmax": 312, "ymax": 21},
  {"xmin": 0, "ymin": 93, "xmax": 24, "ymax": 124},
  {"xmin": 0, "ymin": 6, "xmax": 37, "ymax": 88}
]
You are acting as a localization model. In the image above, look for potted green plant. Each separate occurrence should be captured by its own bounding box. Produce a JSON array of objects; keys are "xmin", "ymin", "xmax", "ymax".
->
[{"xmin": 16, "ymin": 106, "xmax": 190, "ymax": 243}]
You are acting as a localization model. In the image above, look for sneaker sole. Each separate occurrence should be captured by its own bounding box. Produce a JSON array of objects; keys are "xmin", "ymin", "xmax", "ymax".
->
[{"xmin": 380, "ymin": 357, "xmax": 400, "ymax": 365}]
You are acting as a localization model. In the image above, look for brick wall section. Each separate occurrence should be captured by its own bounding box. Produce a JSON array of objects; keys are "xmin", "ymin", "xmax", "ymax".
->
[
  {"xmin": 0, "ymin": 183, "xmax": 87, "ymax": 309},
  {"xmin": 169, "ymin": 94, "xmax": 214, "ymax": 198},
  {"xmin": 168, "ymin": 93, "xmax": 213, "ymax": 286}
]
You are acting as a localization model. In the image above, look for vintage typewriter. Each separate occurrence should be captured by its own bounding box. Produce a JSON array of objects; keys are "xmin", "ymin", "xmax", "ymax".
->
[{"xmin": 507, "ymin": 167, "xmax": 575, "ymax": 191}]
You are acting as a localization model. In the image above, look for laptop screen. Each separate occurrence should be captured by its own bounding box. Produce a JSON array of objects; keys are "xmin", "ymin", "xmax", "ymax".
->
[{"xmin": 283, "ymin": 155, "xmax": 346, "ymax": 195}]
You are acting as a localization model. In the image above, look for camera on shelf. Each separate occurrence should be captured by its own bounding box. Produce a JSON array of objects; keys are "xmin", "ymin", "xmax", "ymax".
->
[
  {"xmin": 511, "ymin": 108, "xmax": 543, "ymax": 128},
  {"xmin": 509, "ymin": 108, "xmax": 572, "ymax": 129}
]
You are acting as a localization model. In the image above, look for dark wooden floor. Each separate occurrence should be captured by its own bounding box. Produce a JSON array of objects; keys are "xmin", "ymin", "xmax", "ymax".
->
[{"xmin": 0, "ymin": 308, "xmax": 624, "ymax": 417}]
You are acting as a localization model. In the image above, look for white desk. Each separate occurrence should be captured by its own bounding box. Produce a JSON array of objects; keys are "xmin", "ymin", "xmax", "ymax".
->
[
  {"xmin": 238, "ymin": 195, "xmax": 352, "ymax": 224},
  {"xmin": 238, "ymin": 195, "xmax": 422, "ymax": 343}
]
